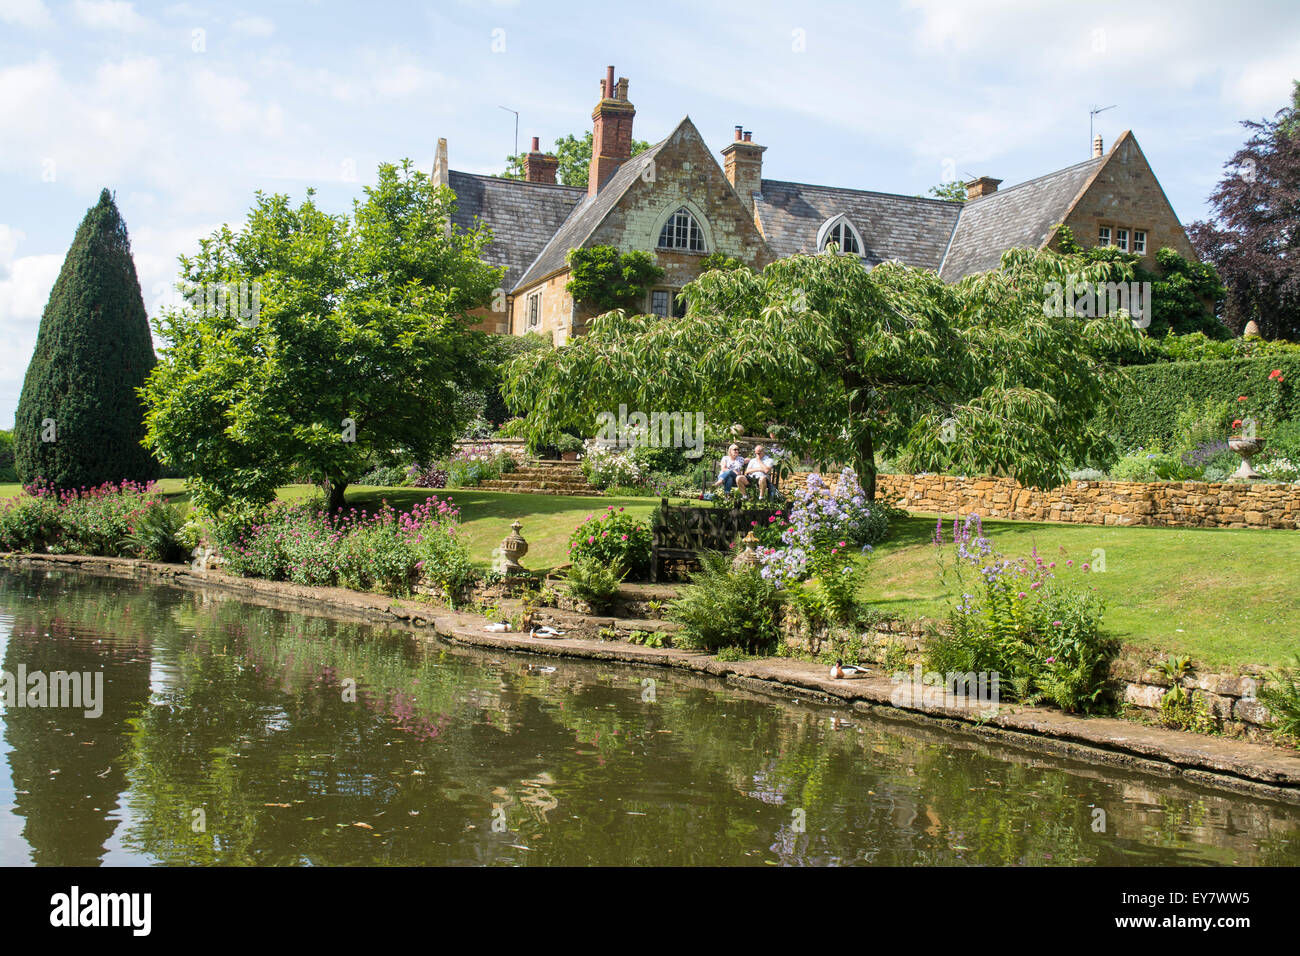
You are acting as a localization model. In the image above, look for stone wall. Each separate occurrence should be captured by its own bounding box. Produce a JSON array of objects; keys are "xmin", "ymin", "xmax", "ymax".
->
[{"xmin": 867, "ymin": 473, "xmax": 1300, "ymax": 530}]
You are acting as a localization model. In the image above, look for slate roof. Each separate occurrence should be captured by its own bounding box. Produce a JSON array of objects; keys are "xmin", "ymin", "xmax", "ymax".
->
[
  {"xmin": 937, "ymin": 156, "xmax": 1104, "ymax": 281},
  {"xmin": 446, "ymin": 137, "xmax": 1107, "ymax": 294},
  {"xmin": 447, "ymin": 170, "xmax": 585, "ymax": 289},
  {"xmin": 510, "ymin": 137, "xmax": 670, "ymax": 292},
  {"xmin": 755, "ymin": 181, "xmax": 962, "ymax": 270}
]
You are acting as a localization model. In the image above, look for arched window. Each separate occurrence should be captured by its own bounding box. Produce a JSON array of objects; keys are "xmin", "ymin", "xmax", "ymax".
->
[
  {"xmin": 657, "ymin": 207, "xmax": 706, "ymax": 252},
  {"xmin": 816, "ymin": 215, "xmax": 864, "ymax": 256}
]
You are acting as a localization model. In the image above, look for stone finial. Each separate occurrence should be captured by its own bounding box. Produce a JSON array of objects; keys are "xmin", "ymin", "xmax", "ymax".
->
[
  {"xmin": 1243, "ymin": 319, "xmax": 1261, "ymax": 338},
  {"xmin": 501, "ymin": 520, "xmax": 528, "ymax": 573},
  {"xmin": 733, "ymin": 531, "xmax": 762, "ymax": 570}
]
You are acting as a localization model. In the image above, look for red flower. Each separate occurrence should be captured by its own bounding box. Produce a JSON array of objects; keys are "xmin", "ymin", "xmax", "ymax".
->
[
  {"xmin": 1233, "ymin": 419, "xmax": 1242, "ymax": 427},
  {"xmin": 1238, "ymin": 395, "xmax": 1248, "ymax": 402}
]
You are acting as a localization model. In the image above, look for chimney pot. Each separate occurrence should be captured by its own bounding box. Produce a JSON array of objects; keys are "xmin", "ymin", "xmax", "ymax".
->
[
  {"xmin": 530, "ymin": 136, "xmax": 540, "ymax": 152},
  {"xmin": 734, "ymin": 125, "xmax": 743, "ymax": 141},
  {"xmin": 743, "ymin": 130, "xmax": 752, "ymax": 142},
  {"xmin": 605, "ymin": 65, "xmax": 615, "ymax": 98},
  {"xmin": 1092, "ymin": 134, "xmax": 1104, "ymax": 158}
]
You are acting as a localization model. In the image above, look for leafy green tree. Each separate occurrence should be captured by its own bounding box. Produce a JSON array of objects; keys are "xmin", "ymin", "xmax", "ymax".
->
[
  {"xmin": 506, "ymin": 247, "xmax": 1143, "ymax": 500},
  {"xmin": 926, "ymin": 180, "xmax": 967, "ymax": 202},
  {"xmin": 502, "ymin": 131, "xmax": 651, "ymax": 187},
  {"xmin": 565, "ymin": 246, "xmax": 663, "ymax": 312},
  {"xmin": 14, "ymin": 189, "xmax": 158, "ymax": 489},
  {"xmin": 142, "ymin": 160, "xmax": 502, "ymax": 512}
]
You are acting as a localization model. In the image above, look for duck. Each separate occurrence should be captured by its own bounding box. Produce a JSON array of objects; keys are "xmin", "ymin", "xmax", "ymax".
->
[{"xmin": 829, "ymin": 659, "xmax": 867, "ymax": 679}]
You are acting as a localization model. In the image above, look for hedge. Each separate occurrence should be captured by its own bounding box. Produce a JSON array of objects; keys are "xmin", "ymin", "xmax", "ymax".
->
[{"xmin": 1107, "ymin": 356, "xmax": 1300, "ymax": 449}]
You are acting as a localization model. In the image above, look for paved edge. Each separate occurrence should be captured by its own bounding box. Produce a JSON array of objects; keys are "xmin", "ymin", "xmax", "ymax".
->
[{"xmin": 7, "ymin": 551, "xmax": 1300, "ymax": 804}]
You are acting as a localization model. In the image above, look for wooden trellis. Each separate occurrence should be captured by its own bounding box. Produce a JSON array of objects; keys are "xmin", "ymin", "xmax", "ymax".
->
[{"xmin": 650, "ymin": 498, "xmax": 785, "ymax": 582}]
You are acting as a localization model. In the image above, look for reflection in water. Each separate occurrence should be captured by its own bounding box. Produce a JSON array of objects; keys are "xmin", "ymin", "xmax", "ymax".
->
[{"xmin": 1, "ymin": 567, "xmax": 1298, "ymax": 867}]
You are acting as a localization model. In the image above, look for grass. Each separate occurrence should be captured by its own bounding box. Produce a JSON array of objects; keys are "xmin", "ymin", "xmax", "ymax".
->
[
  {"xmin": 864, "ymin": 513, "xmax": 1300, "ymax": 670},
  {"xmin": 6, "ymin": 479, "xmax": 1297, "ymax": 669}
]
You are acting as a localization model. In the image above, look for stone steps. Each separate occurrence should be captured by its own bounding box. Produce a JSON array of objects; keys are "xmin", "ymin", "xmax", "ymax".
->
[{"xmin": 476, "ymin": 462, "xmax": 601, "ymax": 496}]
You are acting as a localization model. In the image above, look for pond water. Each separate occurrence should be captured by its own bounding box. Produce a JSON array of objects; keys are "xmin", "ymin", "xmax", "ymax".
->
[{"xmin": 2, "ymin": 567, "xmax": 1298, "ymax": 866}]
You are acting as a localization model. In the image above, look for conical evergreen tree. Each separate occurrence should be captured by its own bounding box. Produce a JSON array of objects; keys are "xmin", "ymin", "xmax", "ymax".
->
[{"xmin": 14, "ymin": 189, "xmax": 158, "ymax": 489}]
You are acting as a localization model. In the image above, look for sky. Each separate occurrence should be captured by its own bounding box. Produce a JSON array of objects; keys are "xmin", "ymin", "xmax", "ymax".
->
[{"xmin": 1, "ymin": 0, "xmax": 1298, "ymax": 426}]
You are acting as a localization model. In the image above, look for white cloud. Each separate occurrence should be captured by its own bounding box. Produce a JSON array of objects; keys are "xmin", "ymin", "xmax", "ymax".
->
[
  {"xmin": 232, "ymin": 14, "xmax": 273, "ymax": 38},
  {"xmin": 0, "ymin": 0, "xmax": 55, "ymax": 29},
  {"xmin": 70, "ymin": 0, "xmax": 147, "ymax": 32}
]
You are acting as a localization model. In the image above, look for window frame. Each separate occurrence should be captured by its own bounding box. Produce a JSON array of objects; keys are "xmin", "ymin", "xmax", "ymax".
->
[
  {"xmin": 650, "ymin": 289, "xmax": 671, "ymax": 317},
  {"xmin": 1098, "ymin": 225, "xmax": 1111, "ymax": 247},
  {"xmin": 816, "ymin": 214, "xmax": 866, "ymax": 257},
  {"xmin": 657, "ymin": 207, "xmax": 707, "ymax": 253},
  {"xmin": 1132, "ymin": 229, "xmax": 1147, "ymax": 255},
  {"xmin": 527, "ymin": 291, "xmax": 542, "ymax": 328},
  {"xmin": 1115, "ymin": 228, "xmax": 1129, "ymax": 252}
]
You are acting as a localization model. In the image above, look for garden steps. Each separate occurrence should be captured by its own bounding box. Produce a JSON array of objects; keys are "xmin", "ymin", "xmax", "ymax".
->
[{"xmin": 477, "ymin": 462, "xmax": 601, "ymax": 496}]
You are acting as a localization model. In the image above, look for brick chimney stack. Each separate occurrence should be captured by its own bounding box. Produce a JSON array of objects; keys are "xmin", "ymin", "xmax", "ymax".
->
[
  {"xmin": 523, "ymin": 135, "xmax": 559, "ymax": 184},
  {"xmin": 1093, "ymin": 134, "xmax": 1104, "ymax": 158},
  {"xmin": 964, "ymin": 176, "xmax": 1002, "ymax": 200},
  {"xmin": 588, "ymin": 65, "xmax": 636, "ymax": 196},
  {"xmin": 721, "ymin": 125, "xmax": 766, "ymax": 215}
]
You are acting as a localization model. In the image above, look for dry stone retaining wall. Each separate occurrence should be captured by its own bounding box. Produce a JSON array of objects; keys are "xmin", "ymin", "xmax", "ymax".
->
[{"xmin": 791, "ymin": 472, "xmax": 1300, "ymax": 530}]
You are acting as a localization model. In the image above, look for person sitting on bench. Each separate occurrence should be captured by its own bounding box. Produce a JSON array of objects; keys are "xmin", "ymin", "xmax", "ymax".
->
[
  {"xmin": 714, "ymin": 443, "xmax": 748, "ymax": 493},
  {"xmin": 745, "ymin": 444, "xmax": 776, "ymax": 498}
]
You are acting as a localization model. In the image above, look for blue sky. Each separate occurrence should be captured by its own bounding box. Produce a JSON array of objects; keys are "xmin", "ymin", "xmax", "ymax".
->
[{"xmin": 1, "ymin": 0, "xmax": 1298, "ymax": 426}]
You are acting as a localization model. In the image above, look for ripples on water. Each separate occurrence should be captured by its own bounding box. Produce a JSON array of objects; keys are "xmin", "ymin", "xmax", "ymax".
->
[{"xmin": 1, "ymin": 567, "xmax": 1298, "ymax": 867}]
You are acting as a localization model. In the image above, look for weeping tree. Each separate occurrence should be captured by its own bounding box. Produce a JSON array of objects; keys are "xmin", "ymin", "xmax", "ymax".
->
[
  {"xmin": 142, "ymin": 160, "xmax": 502, "ymax": 513},
  {"xmin": 14, "ymin": 189, "xmax": 158, "ymax": 489},
  {"xmin": 504, "ymin": 246, "xmax": 1144, "ymax": 500}
]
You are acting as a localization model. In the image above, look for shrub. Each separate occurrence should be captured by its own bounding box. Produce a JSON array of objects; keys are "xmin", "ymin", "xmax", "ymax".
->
[
  {"xmin": 759, "ymin": 468, "xmax": 887, "ymax": 586},
  {"xmin": 407, "ymin": 463, "xmax": 448, "ymax": 488},
  {"xmin": 564, "ymin": 555, "xmax": 625, "ymax": 609},
  {"xmin": 214, "ymin": 495, "xmax": 470, "ymax": 599},
  {"xmin": 581, "ymin": 443, "xmax": 643, "ymax": 489},
  {"xmin": 493, "ymin": 417, "xmax": 528, "ymax": 438},
  {"xmin": 669, "ymin": 552, "xmax": 786, "ymax": 654},
  {"xmin": 1261, "ymin": 656, "xmax": 1300, "ymax": 744},
  {"xmin": 357, "ymin": 464, "xmax": 409, "ymax": 487},
  {"xmin": 0, "ymin": 480, "xmax": 163, "ymax": 557},
  {"xmin": 119, "ymin": 500, "xmax": 188, "ymax": 562},
  {"xmin": 0, "ymin": 490, "xmax": 62, "ymax": 552},
  {"xmin": 927, "ymin": 526, "xmax": 1117, "ymax": 714},
  {"xmin": 567, "ymin": 506, "xmax": 652, "ymax": 579},
  {"xmin": 1108, "ymin": 448, "xmax": 1197, "ymax": 482}
]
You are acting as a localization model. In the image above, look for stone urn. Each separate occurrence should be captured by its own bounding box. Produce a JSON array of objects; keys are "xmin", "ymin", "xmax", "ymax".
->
[
  {"xmin": 732, "ymin": 531, "xmax": 762, "ymax": 571},
  {"xmin": 1227, "ymin": 436, "xmax": 1266, "ymax": 480},
  {"xmin": 500, "ymin": 521, "xmax": 529, "ymax": 573}
]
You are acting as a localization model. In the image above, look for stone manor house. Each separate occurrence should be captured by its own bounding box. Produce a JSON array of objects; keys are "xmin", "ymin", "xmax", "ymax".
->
[{"xmin": 434, "ymin": 66, "xmax": 1198, "ymax": 342}]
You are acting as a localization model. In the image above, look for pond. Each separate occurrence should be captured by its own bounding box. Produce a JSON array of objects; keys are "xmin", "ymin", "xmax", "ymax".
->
[{"xmin": 2, "ymin": 566, "xmax": 1299, "ymax": 866}]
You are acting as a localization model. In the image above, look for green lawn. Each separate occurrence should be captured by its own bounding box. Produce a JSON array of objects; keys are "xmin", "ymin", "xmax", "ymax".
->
[
  {"xmin": 6, "ymin": 479, "xmax": 1297, "ymax": 669},
  {"xmin": 865, "ymin": 514, "xmax": 1300, "ymax": 670}
]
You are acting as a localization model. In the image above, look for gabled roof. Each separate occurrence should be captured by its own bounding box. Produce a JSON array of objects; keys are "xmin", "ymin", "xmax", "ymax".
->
[
  {"xmin": 937, "ymin": 156, "xmax": 1104, "ymax": 281},
  {"xmin": 447, "ymin": 170, "xmax": 585, "ymax": 289},
  {"xmin": 511, "ymin": 131, "xmax": 674, "ymax": 292},
  {"xmin": 755, "ymin": 181, "xmax": 962, "ymax": 270}
]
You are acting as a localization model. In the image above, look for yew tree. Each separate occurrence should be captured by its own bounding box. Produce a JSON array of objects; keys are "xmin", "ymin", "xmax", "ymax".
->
[
  {"xmin": 142, "ymin": 160, "xmax": 502, "ymax": 512},
  {"xmin": 505, "ymin": 247, "xmax": 1144, "ymax": 500}
]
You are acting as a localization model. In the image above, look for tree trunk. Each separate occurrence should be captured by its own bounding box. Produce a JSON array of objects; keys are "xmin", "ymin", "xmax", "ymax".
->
[
  {"xmin": 844, "ymin": 372, "xmax": 877, "ymax": 502},
  {"xmin": 323, "ymin": 477, "xmax": 348, "ymax": 513}
]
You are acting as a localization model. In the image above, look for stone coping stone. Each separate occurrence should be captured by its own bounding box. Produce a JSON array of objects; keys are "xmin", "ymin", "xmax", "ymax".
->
[{"xmin": 6, "ymin": 551, "xmax": 1300, "ymax": 801}]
